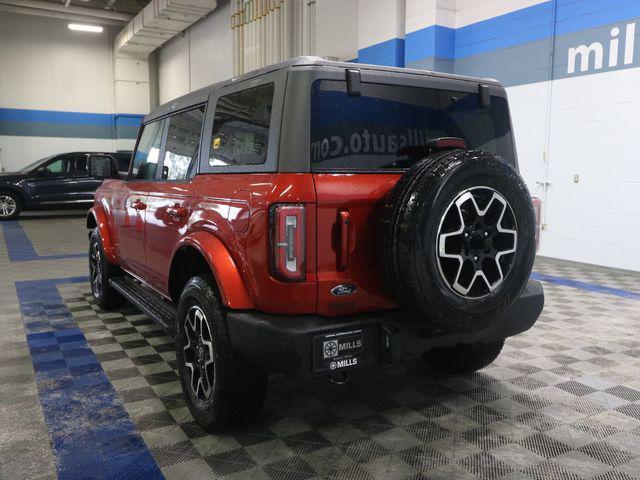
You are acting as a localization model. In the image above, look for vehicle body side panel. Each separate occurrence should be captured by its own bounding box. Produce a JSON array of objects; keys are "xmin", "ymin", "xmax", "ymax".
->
[
  {"xmin": 145, "ymin": 182, "xmax": 195, "ymax": 292},
  {"xmin": 109, "ymin": 180, "xmax": 149, "ymax": 276},
  {"xmin": 174, "ymin": 232, "xmax": 253, "ymax": 309},
  {"xmin": 313, "ymin": 173, "xmax": 401, "ymax": 317},
  {"xmin": 187, "ymin": 173, "xmax": 318, "ymax": 314},
  {"xmin": 87, "ymin": 202, "xmax": 117, "ymax": 263}
]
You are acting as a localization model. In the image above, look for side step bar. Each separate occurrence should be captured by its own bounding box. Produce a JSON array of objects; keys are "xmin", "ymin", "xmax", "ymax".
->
[{"xmin": 110, "ymin": 275, "xmax": 177, "ymax": 336}]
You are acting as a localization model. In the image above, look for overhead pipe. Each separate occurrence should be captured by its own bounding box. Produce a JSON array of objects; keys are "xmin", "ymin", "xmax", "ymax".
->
[{"xmin": 232, "ymin": 0, "xmax": 315, "ymax": 74}]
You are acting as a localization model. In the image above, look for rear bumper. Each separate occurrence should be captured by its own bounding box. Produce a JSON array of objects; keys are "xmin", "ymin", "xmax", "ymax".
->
[{"xmin": 227, "ymin": 280, "xmax": 544, "ymax": 378}]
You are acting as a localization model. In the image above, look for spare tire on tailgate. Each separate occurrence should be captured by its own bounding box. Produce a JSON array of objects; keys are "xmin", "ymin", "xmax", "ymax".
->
[{"xmin": 382, "ymin": 149, "xmax": 536, "ymax": 332}]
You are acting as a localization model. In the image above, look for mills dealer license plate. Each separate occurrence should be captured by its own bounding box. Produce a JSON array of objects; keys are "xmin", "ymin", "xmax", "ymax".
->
[{"xmin": 312, "ymin": 327, "xmax": 377, "ymax": 373}]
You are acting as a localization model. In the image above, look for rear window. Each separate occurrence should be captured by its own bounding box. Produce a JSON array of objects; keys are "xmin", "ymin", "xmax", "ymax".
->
[{"xmin": 310, "ymin": 80, "xmax": 515, "ymax": 171}]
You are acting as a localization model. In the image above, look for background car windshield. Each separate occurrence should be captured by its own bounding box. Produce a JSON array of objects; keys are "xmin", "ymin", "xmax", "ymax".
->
[
  {"xmin": 310, "ymin": 80, "xmax": 515, "ymax": 170},
  {"xmin": 18, "ymin": 155, "xmax": 56, "ymax": 173}
]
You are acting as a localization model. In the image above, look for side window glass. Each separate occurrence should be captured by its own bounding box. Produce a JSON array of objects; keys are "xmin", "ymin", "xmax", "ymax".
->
[
  {"xmin": 209, "ymin": 83, "xmax": 274, "ymax": 167},
  {"xmin": 37, "ymin": 157, "xmax": 71, "ymax": 175},
  {"xmin": 90, "ymin": 156, "xmax": 113, "ymax": 178},
  {"xmin": 131, "ymin": 120, "xmax": 164, "ymax": 180},
  {"xmin": 75, "ymin": 156, "xmax": 88, "ymax": 176},
  {"xmin": 162, "ymin": 106, "xmax": 205, "ymax": 180}
]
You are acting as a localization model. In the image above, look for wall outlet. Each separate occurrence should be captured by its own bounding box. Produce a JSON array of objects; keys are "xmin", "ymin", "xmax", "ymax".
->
[{"xmin": 573, "ymin": 174, "xmax": 580, "ymax": 183}]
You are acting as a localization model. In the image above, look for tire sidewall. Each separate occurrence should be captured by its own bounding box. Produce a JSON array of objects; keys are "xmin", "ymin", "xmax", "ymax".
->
[
  {"xmin": 412, "ymin": 152, "xmax": 535, "ymax": 328},
  {"xmin": 0, "ymin": 191, "xmax": 21, "ymax": 220},
  {"xmin": 176, "ymin": 279, "xmax": 223, "ymax": 423},
  {"xmin": 89, "ymin": 231, "xmax": 107, "ymax": 303}
]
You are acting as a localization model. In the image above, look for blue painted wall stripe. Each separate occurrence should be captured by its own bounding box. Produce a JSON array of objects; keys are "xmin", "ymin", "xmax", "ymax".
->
[
  {"xmin": 405, "ymin": 25, "xmax": 455, "ymax": 63},
  {"xmin": 454, "ymin": 2, "xmax": 554, "ymax": 58},
  {"xmin": 0, "ymin": 108, "xmax": 144, "ymax": 126},
  {"xmin": 16, "ymin": 276, "xmax": 164, "ymax": 480},
  {"xmin": 0, "ymin": 108, "xmax": 144, "ymax": 139},
  {"xmin": 379, "ymin": 0, "xmax": 640, "ymax": 87},
  {"xmin": 403, "ymin": 0, "xmax": 640, "ymax": 62},
  {"xmin": 357, "ymin": 37, "xmax": 406, "ymax": 67},
  {"xmin": 532, "ymin": 272, "xmax": 640, "ymax": 300}
]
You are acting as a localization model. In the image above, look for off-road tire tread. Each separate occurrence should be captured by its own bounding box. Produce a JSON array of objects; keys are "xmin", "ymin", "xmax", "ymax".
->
[
  {"xmin": 89, "ymin": 229, "xmax": 124, "ymax": 310},
  {"xmin": 177, "ymin": 275, "xmax": 267, "ymax": 432}
]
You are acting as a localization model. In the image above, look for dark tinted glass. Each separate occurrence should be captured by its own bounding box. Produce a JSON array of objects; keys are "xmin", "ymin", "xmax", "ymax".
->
[
  {"xmin": 131, "ymin": 120, "xmax": 164, "ymax": 179},
  {"xmin": 90, "ymin": 156, "xmax": 113, "ymax": 178},
  {"xmin": 75, "ymin": 156, "xmax": 88, "ymax": 176},
  {"xmin": 310, "ymin": 80, "xmax": 515, "ymax": 170},
  {"xmin": 114, "ymin": 153, "xmax": 132, "ymax": 173},
  {"xmin": 209, "ymin": 83, "xmax": 274, "ymax": 167},
  {"xmin": 162, "ymin": 106, "xmax": 205, "ymax": 180}
]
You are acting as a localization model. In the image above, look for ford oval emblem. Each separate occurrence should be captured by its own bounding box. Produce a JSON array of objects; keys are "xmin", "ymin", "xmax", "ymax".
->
[{"xmin": 331, "ymin": 284, "xmax": 357, "ymax": 296}]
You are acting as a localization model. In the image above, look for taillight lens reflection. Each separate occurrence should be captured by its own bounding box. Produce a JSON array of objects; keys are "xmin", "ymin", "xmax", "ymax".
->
[{"xmin": 270, "ymin": 204, "xmax": 306, "ymax": 281}]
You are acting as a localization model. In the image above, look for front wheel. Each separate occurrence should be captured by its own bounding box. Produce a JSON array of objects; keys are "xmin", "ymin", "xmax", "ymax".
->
[
  {"xmin": 89, "ymin": 230, "xmax": 124, "ymax": 310},
  {"xmin": 0, "ymin": 192, "xmax": 21, "ymax": 220},
  {"xmin": 176, "ymin": 276, "xmax": 267, "ymax": 432},
  {"xmin": 423, "ymin": 339, "xmax": 505, "ymax": 374}
]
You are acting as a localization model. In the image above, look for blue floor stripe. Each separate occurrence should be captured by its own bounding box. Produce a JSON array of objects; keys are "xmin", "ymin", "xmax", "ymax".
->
[
  {"xmin": 531, "ymin": 272, "xmax": 640, "ymax": 300},
  {"xmin": 1, "ymin": 220, "xmax": 85, "ymax": 261},
  {"xmin": 16, "ymin": 276, "xmax": 164, "ymax": 480}
]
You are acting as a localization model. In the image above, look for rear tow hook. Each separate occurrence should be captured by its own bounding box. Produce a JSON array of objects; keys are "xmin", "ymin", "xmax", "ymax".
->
[{"xmin": 328, "ymin": 371, "xmax": 349, "ymax": 385}]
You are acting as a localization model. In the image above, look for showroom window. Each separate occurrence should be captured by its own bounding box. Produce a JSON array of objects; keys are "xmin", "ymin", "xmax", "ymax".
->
[
  {"xmin": 131, "ymin": 120, "xmax": 165, "ymax": 180},
  {"xmin": 209, "ymin": 83, "xmax": 274, "ymax": 167},
  {"xmin": 161, "ymin": 106, "xmax": 205, "ymax": 181}
]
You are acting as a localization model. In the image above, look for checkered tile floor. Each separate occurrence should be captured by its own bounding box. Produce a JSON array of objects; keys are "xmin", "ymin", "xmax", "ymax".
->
[
  {"xmin": 55, "ymin": 275, "xmax": 640, "ymax": 480},
  {"xmin": 1, "ymin": 213, "xmax": 640, "ymax": 480}
]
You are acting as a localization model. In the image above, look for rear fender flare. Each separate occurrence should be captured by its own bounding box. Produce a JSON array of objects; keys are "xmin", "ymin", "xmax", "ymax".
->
[
  {"xmin": 175, "ymin": 232, "xmax": 253, "ymax": 309},
  {"xmin": 87, "ymin": 206, "xmax": 116, "ymax": 263}
]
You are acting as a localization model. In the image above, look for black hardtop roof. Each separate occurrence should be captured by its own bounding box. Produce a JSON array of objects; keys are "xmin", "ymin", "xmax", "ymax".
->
[
  {"xmin": 144, "ymin": 56, "xmax": 502, "ymax": 124},
  {"xmin": 59, "ymin": 151, "xmax": 131, "ymax": 156}
]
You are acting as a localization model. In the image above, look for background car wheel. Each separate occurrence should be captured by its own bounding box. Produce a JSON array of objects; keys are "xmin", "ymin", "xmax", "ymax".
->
[
  {"xmin": 89, "ymin": 230, "xmax": 124, "ymax": 310},
  {"xmin": 0, "ymin": 191, "xmax": 21, "ymax": 220},
  {"xmin": 423, "ymin": 339, "xmax": 505, "ymax": 374},
  {"xmin": 176, "ymin": 275, "xmax": 267, "ymax": 432},
  {"xmin": 382, "ymin": 149, "xmax": 536, "ymax": 332}
]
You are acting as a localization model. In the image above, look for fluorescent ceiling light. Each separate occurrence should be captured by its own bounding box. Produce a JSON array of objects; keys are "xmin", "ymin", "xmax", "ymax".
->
[{"xmin": 68, "ymin": 23, "xmax": 103, "ymax": 33}]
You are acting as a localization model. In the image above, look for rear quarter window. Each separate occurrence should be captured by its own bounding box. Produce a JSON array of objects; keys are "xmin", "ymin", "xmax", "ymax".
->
[{"xmin": 310, "ymin": 80, "xmax": 514, "ymax": 171}]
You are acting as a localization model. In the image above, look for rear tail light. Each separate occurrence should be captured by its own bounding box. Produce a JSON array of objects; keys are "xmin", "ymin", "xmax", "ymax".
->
[
  {"xmin": 270, "ymin": 204, "xmax": 306, "ymax": 281},
  {"xmin": 532, "ymin": 197, "xmax": 542, "ymax": 252}
]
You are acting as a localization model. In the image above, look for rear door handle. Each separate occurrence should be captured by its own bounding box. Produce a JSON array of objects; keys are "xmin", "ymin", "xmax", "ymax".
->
[
  {"xmin": 338, "ymin": 209, "xmax": 350, "ymax": 271},
  {"xmin": 166, "ymin": 205, "xmax": 188, "ymax": 219},
  {"xmin": 130, "ymin": 199, "xmax": 146, "ymax": 210}
]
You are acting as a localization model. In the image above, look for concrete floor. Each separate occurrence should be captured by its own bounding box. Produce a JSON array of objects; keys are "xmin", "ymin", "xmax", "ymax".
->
[{"xmin": 1, "ymin": 212, "xmax": 640, "ymax": 480}]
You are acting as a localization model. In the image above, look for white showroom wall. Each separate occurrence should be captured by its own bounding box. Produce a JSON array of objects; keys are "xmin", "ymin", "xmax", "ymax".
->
[
  {"xmin": 0, "ymin": 12, "xmax": 114, "ymax": 171},
  {"xmin": 0, "ymin": 12, "xmax": 149, "ymax": 172},
  {"xmin": 158, "ymin": 0, "xmax": 232, "ymax": 104}
]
